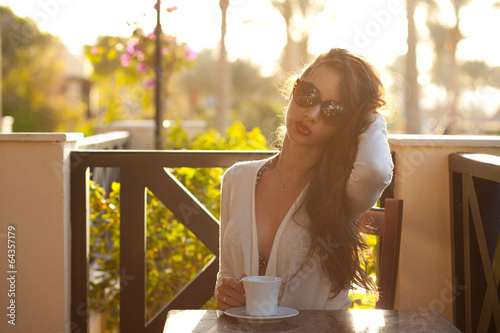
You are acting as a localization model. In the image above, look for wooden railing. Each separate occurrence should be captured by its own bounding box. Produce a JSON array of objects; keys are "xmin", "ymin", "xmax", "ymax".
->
[
  {"xmin": 77, "ymin": 131, "xmax": 131, "ymax": 194},
  {"xmin": 70, "ymin": 150, "xmax": 275, "ymax": 333},
  {"xmin": 449, "ymin": 153, "xmax": 500, "ymax": 333}
]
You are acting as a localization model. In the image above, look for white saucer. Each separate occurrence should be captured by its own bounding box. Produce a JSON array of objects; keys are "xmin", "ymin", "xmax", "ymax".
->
[{"xmin": 224, "ymin": 306, "xmax": 299, "ymax": 323}]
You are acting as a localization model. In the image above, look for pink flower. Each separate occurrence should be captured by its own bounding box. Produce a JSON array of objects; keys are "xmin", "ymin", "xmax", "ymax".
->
[
  {"xmin": 137, "ymin": 62, "xmax": 149, "ymax": 73},
  {"xmin": 162, "ymin": 47, "xmax": 169, "ymax": 55},
  {"xmin": 184, "ymin": 46, "xmax": 198, "ymax": 61},
  {"xmin": 126, "ymin": 39, "xmax": 139, "ymax": 54},
  {"xmin": 121, "ymin": 53, "xmax": 131, "ymax": 67},
  {"xmin": 145, "ymin": 78, "xmax": 155, "ymax": 88},
  {"xmin": 166, "ymin": 6, "xmax": 177, "ymax": 13},
  {"xmin": 90, "ymin": 47, "xmax": 99, "ymax": 55},
  {"xmin": 147, "ymin": 31, "xmax": 156, "ymax": 41},
  {"xmin": 153, "ymin": 1, "xmax": 161, "ymax": 10}
]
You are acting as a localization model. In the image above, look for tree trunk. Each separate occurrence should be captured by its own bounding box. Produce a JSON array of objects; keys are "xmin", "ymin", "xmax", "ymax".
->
[
  {"xmin": 154, "ymin": 0, "xmax": 163, "ymax": 149},
  {"xmin": 217, "ymin": 0, "xmax": 231, "ymax": 132},
  {"xmin": 0, "ymin": 24, "xmax": 3, "ymax": 133},
  {"xmin": 282, "ymin": 0, "xmax": 294, "ymax": 73},
  {"xmin": 446, "ymin": 23, "xmax": 461, "ymax": 134},
  {"xmin": 405, "ymin": 0, "xmax": 421, "ymax": 134}
]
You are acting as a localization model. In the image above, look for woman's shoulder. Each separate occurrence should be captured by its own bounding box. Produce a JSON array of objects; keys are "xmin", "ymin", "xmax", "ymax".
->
[
  {"xmin": 370, "ymin": 113, "xmax": 388, "ymax": 128},
  {"xmin": 360, "ymin": 113, "xmax": 389, "ymax": 138}
]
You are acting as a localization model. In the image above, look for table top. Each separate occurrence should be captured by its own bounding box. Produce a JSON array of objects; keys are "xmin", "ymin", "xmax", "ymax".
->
[{"xmin": 163, "ymin": 309, "xmax": 460, "ymax": 332}]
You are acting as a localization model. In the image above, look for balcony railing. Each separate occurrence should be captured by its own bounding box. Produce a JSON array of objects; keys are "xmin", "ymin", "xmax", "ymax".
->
[
  {"xmin": 78, "ymin": 131, "xmax": 131, "ymax": 194},
  {"xmin": 77, "ymin": 131, "xmax": 130, "ymax": 150},
  {"xmin": 70, "ymin": 150, "xmax": 275, "ymax": 333}
]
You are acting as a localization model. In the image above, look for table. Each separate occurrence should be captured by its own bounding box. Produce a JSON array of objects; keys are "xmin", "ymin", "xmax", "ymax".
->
[{"xmin": 163, "ymin": 309, "xmax": 460, "ymax": 332}]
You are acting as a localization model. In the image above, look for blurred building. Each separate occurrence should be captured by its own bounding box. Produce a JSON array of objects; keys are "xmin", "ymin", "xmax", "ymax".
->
[{"xmin": 59, "ymin": 46, "xmax": 91, "ymax": 118}]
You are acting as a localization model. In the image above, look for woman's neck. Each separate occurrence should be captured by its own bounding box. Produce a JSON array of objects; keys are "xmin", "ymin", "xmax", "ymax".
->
[{"xmin": 275, "ymin": 138, "xmax": 323, "ymax": 179}]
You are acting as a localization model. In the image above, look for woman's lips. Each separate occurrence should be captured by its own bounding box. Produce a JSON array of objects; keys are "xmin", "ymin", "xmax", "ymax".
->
[{"xmin": 295, "ymin": 121, "xmax": 311, "ymax": 135}]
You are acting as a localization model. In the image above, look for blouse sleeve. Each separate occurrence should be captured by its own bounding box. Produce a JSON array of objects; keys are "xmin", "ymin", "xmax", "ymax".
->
[
  {"xmin": 346, "ymin": 114, "xmax": 394, "ymax": 218},
  {"xmin": 215, "ymin": 167, "xmax": 235, "ymax": 296}
]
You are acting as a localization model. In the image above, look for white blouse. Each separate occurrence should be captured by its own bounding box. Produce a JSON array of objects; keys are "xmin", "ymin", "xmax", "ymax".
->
[{"xmin": 216, "ymin": 114, "xmax": 394, "ymax": 310}]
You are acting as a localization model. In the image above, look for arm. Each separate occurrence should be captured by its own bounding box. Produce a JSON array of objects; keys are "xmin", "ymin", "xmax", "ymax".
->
[
  {"xmin": 215, "ymin": 167, "xmax": 245, "ymax": 310},
  {"xmin": 346, "ymin": 114, "xmax": 394, "ymax": 217},
  {"xmin": 216, "ymin": 168, "xmax": 233, "ymax": 288}
]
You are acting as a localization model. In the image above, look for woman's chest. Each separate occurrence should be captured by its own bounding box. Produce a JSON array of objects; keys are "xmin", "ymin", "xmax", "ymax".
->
[{"xmin": 254, "ymin": 180, "xmax": 303, "ymax": 230}]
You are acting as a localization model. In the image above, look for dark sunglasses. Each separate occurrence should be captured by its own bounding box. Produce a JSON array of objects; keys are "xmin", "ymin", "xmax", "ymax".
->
[{"xmin": 293, "ymin": 78, "xmax": 346, "ymax": 126}]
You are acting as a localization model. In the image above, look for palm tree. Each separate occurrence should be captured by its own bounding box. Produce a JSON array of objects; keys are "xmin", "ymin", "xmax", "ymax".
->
[
  {"xmin": 271, "ymin": 0, "xmax": 326, "ymax": 74},
  {"xmin": 405, "ymin": 0, "xmax": 421, "ymax": 133},
  {"xmin": 272, "ymin": 0, "xmax": 294, "ymax": 73},
  {"xmin": 217, "ymin": 0, "xmax": 231, "ymax": 132},
  {"xmin": 426, "ymin": 0, "xmax": 470, "ymax": 134}
]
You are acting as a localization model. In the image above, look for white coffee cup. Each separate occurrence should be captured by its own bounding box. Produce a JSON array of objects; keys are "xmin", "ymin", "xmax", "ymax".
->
[{"xmin": 241, "ymin": 276, "xmax": 282, "ymax": 316}]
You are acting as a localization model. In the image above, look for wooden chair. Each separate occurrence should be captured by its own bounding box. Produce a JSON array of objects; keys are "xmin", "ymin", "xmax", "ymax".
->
[
  {"xmin": 449, "ymin": 153, "xmax": 500, "ymax": 332},
  {"xmin": 359, "ymin": 198, "xmax": 404, "ymax": 309}
]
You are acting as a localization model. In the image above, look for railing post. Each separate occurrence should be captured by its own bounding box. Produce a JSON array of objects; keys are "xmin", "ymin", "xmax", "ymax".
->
[
  {"xmin": 0, "ymin": 133, "xmax": 82, "ymax": 333},
  {"xmin": 120, "ymin": 167, "xmax": 147, "ymax": 333},
  {"xmin": 70, "ymin": 161, "xmax": 90, "ymax": 332}
]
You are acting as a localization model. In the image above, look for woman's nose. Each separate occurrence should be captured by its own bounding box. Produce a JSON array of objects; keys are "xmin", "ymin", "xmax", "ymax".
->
[{"xmin": 304, "ymin": 104, "xmax": 321, "ymax": 122}]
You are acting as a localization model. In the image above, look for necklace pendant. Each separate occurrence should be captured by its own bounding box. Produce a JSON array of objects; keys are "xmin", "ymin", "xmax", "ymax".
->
[
  {"xmin": 281, "ymin": 186, "xmax": 286, "ymax": 192},
  {"xmin": 259, "ymin": 256, "xmax": 267, "ymax": 268}
]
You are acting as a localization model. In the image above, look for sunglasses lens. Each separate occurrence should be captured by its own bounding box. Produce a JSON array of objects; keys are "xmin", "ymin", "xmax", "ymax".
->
[
  {"xmin": 321, "ymin": 102, "xmax": 345, "ymax": 125},
  {"xmin": 293, "ymin": 78, "xmax": 347, "ymax": 126},
  {"xmin": 294, "ymin": 80, "xmax": 320, "ymax": 107}
]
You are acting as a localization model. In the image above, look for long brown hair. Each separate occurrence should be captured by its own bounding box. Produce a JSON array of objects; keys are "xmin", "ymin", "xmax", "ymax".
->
[{"xmin": 288, "ymin": 48, "xmax": 387, "ymax": 298}]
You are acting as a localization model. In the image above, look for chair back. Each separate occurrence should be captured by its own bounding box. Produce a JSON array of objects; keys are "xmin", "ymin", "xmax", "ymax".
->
[
  {"xmin": 359, "ymin": 198, "xmax": 404, "ymax": 309},
  {"xmin": 449, "ymin": 153, "xmax": 500, "ymax": 333}
]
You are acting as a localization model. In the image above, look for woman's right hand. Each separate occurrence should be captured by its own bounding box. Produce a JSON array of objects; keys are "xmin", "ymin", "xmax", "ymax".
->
[{"xmin": 216, "ymin": 276, "xmax": 246, "ymax": 311}]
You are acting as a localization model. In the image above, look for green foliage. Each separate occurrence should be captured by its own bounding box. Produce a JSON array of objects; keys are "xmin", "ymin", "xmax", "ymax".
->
[
  {"xmin": 0, "ymin": 6, "xmax": 89, "ymax": 132},
  {"xmin": 364, "ymin": 234, "xmax": 378, "ymax": 278},
  {"xmin": 349, "ymin": 290, "xmax": 377, "ymax": 309},
  {"xmin": 84, "ymin": 24, "xmax": 197, "ymax": 124},
  {"xmin": 165, "ymin": 121, "xmax": 268, "ymax": 151},
  {"xmin": 145, "ymin": 188, "xmax": 215, "ymax": 319},
  {"xmin": 89, "ymin": 181, "xmax": 121, "ymax": 325},
  {"xmin": 89, "ymin": 122, "xmax": 269, "ymax": 331},
  {"xmin": 348, "ymin": 234, "xmax": 378, "ymax": 309},
  {"xmin": 84, "ymin": 36, "xmax": 130, "ymax": 79}
]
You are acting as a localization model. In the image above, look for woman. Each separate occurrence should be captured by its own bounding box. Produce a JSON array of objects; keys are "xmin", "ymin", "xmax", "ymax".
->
[{"xmin": 216, "ymin": 48, "xmax": 394, "ymax": 311}]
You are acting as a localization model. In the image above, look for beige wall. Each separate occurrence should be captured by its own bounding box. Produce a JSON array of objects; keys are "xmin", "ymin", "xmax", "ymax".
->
[
  {"xmin": 0, "ymin": 133, "xmax": 82, "ymax": 333},
  {"xmin": 389, "ymin": 134, "xmax": 500, "ymax": 323}
]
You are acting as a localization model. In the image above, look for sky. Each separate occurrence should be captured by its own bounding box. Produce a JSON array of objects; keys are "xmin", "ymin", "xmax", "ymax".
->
[{"xmin": 0, "ymin": 0, "xmax": 499, "ymax": 76}]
